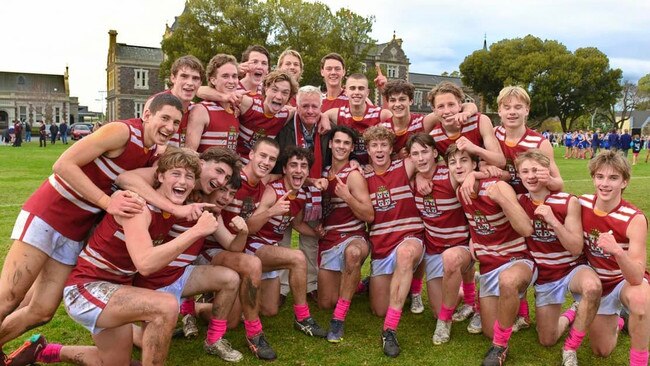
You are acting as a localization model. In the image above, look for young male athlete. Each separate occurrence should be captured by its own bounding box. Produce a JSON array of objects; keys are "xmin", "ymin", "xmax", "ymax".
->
[
  {"xmin": 318, "ymin": 125, "xmax": 374, "ymax": 343},
  {"xmin": 244, "ymin": 146, "xmax": 327, "ymax": 339},
  {"xmin": 446, "ymin": 144, "xmax": 534, "ymax": 366},
  {"xmin": 580, "ymin": 151, "xmax": 649, "ymax": 366},
  {"xmin": 145, "ymin": 55, "xmax": 204, "ymax": 147},
  {"xmin": 516, "ymin": 150, "xmax": 602, "ymax": 366},
  {"xmin": 361, "ymin": 126, "xmax": 424, "ymax": 357},
  {"xmin": 320, "ymin": 53, "xmax": 348, "ymax": 112},
  {"xmin": 0, "ymin": 94, "xmax": 183, "ymax": 360},
  {"xmin": 277, "ymin": 49, "xmax": 303, "ymax": 106},
  {"xmin": 237, "ymin": 45, "xmax": 271, "ymax": 96},
  {"xmin": 407, "ymin": 133, "xmax": 479, "ymax": 345},
  {"xmin": 185, "ymin": 54, "xmax": 240, "ymax": 153},
  {"xmin": 7, "ymin": 148, "xmax": 217, "ymax": 366}
]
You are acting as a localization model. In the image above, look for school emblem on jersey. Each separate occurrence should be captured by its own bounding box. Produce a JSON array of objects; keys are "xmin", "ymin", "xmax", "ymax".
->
[
  {"xmin": 421, "ymin": 195, "xmax": 440, "ymax": 218},
  {"xmin": 506, "ymin": 159, "xmax": 520, "ymax": 185},
  {"xmin": 152, "ymin": 234, "xmax": 165, "ymax": 247},
  {"xmin": 248, "ymin": 128, "xmax": 267, "ymax": 149},
  {"xmin": 587, "ymin": 228, "xmax": 610, "ymax": 258},
  {"xmin": 532, "ymin": 219, "xmax": 556, "ymax": 243},
  {"xmin": 473, "ymin": 210, "xmax": 495, "ymax": 235},
  {"xmin": 355, "ymin": 137, "xmax": 366, "ymax": 154},
  {"xmin": 274, "ymin": 214, "xmax": 292, "ymax": 234},
  {"xmin": 180, "ymin": 127, "xmax": 187, "ymax": 146},
  {"xmin": 375, "ymin": 186, "xmax": 395, "ymax": 211},
  {"xmin": 227, "ymin": 126, "xmax": 237, "ymax": 150},
  {"xmin": 240, "ymin": 197, "xmax": 256, "ymax": 220}
]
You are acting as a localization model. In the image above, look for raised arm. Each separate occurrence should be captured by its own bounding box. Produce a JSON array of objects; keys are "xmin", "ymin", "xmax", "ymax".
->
[
  {"xmin": 487, "ymin": 181, "xmax": 533, "ymax": 237},
  {"xmin": 335, "ymin": 171, "xmax": 374, "ymax": 223},
  {"xmin": 246, "ymin": 186, "xmax": 289, "ymax": 234},
  {"xmin": 599, "ymin": 214, "xmax": 648, "ymax": 285},
  {"xmin": 211, "ymin": 215, "xmax": 249, "ymax": 253},
  {"xmin": 184, "ymin": 104, "xmax": 208, "ymax": 151},
  {"xmin": 534, "ymin": 196, "xmax": 583, "ymax": 256},
  {"xmin": 539, "ymin": 139, "xmax": 564, "ymax": 192}
]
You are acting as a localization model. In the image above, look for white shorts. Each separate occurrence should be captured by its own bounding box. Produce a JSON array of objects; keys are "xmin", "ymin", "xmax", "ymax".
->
[
  {"xmin": 11, "ymin": 210, "xmax": 84, "ymax": 266},
  {"xmin": 596, "ymin": 279, "xmax": 649, "ymax": 315},
  {"xmin": 534, "ymin": 265, "xmax": 588, "ymax": 307},
  {"xmin": 156, "ymin": 265, "xmax": 195, "ymax": 303},
  {"xmin": 194, "ymin": 248, "xmax": 225, "ymax": 265},
  {"xmin": 245, "ymin": 242, "xmax": 279, "ymax": 280},
  {"xmin": 479, "ymin": 259, "xmax": 537, "ymax": 298},
  {"xmin": 424, "ymin": 246, "xmax": 471, "ymax": 282},
  {"xmin": 319, "ymin": 235, "xmax": 367, "ymax": 272},
  {"xmin": 370, "ymin": 237, "xmax": 424, "ymax": 277},
  {"xmin": 63, "ymin": 282, "xmax": 121, "ymax": 335}
]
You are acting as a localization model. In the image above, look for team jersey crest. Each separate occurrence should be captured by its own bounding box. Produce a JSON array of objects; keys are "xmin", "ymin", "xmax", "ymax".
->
[
  {"xmin": 421, "ymin": 195, "xmax": 440, "ymax": 218},
  {"xmin": 587, "ymin": 228, "xmax": 610, "ymax": 258},
  {"xmin": 473, "ymin": 210, "xmax": 495, "ymax": 235},
  {"xmin": 375, "ymin": 185, "xmax": 395, "ymax": 211},
  {"xmin": 532, "ymin": 219, "xmax": 556, "ymax": 243},
  {"xmin": 241, "ymin": 197, "xmax": 256, "ymax": 220},
  {"xmin": 273, "ymin": 214, "xmax": 292, "ymax": 234},
  {"xmin": 227, "ymin": 126, "xmax": 238, "ymax": 150},
  {"xmin": 505, "ymin": 159, "xmax": 520, "ymax": 186}
]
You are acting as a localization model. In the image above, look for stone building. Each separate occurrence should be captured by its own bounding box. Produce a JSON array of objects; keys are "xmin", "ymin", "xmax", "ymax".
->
[
  {"xmin": 106, "ymin": 30, "xmax": 164, "ymax": 121},
  {"xmin": 0, "ymin": 68, "xmax": 78, "ymax": 130}
]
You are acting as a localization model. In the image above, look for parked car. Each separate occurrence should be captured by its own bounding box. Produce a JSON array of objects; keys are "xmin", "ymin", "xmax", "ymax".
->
[{"xmin": 71, "ymin": 124, "xmax": 92, "ymax": 140}]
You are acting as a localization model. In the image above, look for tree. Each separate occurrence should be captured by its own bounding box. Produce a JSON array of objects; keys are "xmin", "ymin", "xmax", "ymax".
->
[
  {"xmin": 596, "ymin": 81, "xmax": 643, "ymax": 130},
  {"xmin": 637, "ymin": 73, "xmax": 650, "ymax": 110},
  {"xmin": 160, "ymin": 0, "xmax": 375, "ymax": 88},
  {"xmin": 459, "ymin": 35, "xmax": 622, "ymax": 132}
]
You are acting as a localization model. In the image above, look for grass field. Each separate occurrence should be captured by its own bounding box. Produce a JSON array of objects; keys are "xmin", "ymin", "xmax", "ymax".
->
[{"xmin": 1, "ymin": 141, "xmax": 649, "ymax": 365}]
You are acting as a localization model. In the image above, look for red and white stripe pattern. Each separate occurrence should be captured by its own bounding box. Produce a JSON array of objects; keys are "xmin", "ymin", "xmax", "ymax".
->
[
  {"xmin": 337, "ymin": 104, "xmax": 383, "ymax": 165},
  {"xmin": 191, "ymin": 101, "xmax": 239, "ymax": 153},
  {"xmin": 379, "ymin": 113, "xmax": 424, "ymax": 154},
  {"xmin": 494, "ymin": 126, "xmax": 545, "ymax": 194},
  {"xmin": 321, "ymin": 91, "xmax": 348, "ymax": 112},
  {"xmin": 236, "ymin": 96, "xmax": 290, "ymax": 163},
  {"xmin": 430, "ymin": 114, "xmax": 482, "ymax": 156},
  {"xmin": 221, "ymin": 171, "xmax": 266, "ymax": 233}
]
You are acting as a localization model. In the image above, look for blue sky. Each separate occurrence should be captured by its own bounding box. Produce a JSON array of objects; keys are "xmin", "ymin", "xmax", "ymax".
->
[{"xmin": 2, "ymin": 0, "xmax": 648, "ymax": 112}]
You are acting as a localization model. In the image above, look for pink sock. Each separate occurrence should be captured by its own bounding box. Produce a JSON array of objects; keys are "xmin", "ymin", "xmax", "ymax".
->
[
  {"xmin": 618, "ymin": 317, "xmax": 625, "ymax": 332},
  {"xmin": 492, "ymin": 320, "xmax": 513, "ymax": 348},
  {"xmin": 518, "ymin": 298, "xmax": 529, "ymax": 318},
  {"xmin": 333, "ymin": 298, "xmax": 351, "ymax": 321},
  {"xmin": 36, "ymin": 343, "xmax": 62, "ymax": 364},
  {"xmin": 561, "ymin": 307, "xmax": 577, "ymax": 324},
  {"xmin": 462, "ymin": 281, "xmax": 476, "ymax": 306},
  {"xmin": 383, "ymin": 307, "xmax": 402, "ymax": 331},
  {"xmin": 563, "ymin": 328, "xmax": 586, "ymax": 351},
  {"xmin": 179, "ymin": 298, "xmax": 196, "ymax": 316},
  {"xmin": 206, "ymin": 319, "xmax": 227, "ymax": 344},
  {"xmin": 630, "ymin": 348, "xmax": 649, "ymax": 366},
  {"xmin": 439, "ymin": 304, "xmax": 455, "ymax": 322},
  {"xmin": 410, "ymin": 278, "xmax": 423, "ymax": 295},
  {"xmin": 293, "ymin": 303, "xmax": 311, "ymax": 322},
  {"xmin": 244, "ymin": 318, "xmax": 264, "ymax": 339}
]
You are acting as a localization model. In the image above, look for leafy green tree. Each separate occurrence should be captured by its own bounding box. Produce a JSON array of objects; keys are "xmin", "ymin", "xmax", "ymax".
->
[
  {"xmin": 459, "ymin": 35, "xmax": 622, "ymax": 131},
  {"xmin": 637, "ymin": 73, "xmax": 650, "ymax": 110},
  {"xmin": 160, "ymin": 0, "xmax": 375, "ymax": 88}
]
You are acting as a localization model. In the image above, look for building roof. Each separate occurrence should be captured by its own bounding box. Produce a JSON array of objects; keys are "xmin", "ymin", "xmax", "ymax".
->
[
  {"xmin": 408, "ymin": 72, "xmax": 463, "ymax": 86},
  {"xmin": 116, "ymin": 44, "xmax": 163, "ymax": 63},
  {"xmin": 0, "ymin": 71, "xmax": 66, "ymax": 93},
  {"xmin": 630, "ymin": 110, "xmax": 650, "ymax": 129}
]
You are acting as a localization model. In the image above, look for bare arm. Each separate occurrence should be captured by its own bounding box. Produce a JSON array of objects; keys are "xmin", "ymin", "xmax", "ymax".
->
[
  {"xmin": 477, "ymin": 115, "xmax": 506, "ymax": 168},
  {"xmin": 292, "ymin": 209, "xmax": 320, "ymax": 237},
  {"xmin": 488, "ymin": 181, "xmax": 533, "ymax": 237},
  {"xmin": 212, "ymin": 215, "xmax": 249, "ymax": 252},
  {"xmin": 185, "ymin": 105, "xmax": 208, "ymax": 151},
  {"xmin": 123, "ymin": 211, "xmax": 217, "ymax": 276},
  {"xmin": 539, "ymin": 140, "xmax": 564, "ymax": 192},
  {"xmin": 335, "ymin": 171, "xmax": 374, "ymax": 223},
  {"xmin": 534, "ymin": 196, "xmax": 583, "ymax": 256},
  {"xmin": 599, "ymin": 215, "xmax": 648, "ymax": 285},
  {"xmin": 246, "ymin": 186, "xmax": 289, "ymax": 234}
]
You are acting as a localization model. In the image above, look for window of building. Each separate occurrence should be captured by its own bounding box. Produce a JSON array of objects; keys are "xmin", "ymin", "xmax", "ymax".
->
[
  {"xmin": 108, "ymin": 70, "xmax": 115, "ymax": 91},
  {"xmin": 134, "ymin": 69, "xmax": 149, "ymax": 90},
  {"xmin": 17, "ymin": 76, "xmax": 26, "ymax": 85},
  {"xmin": 135, "ymin": 102, "xmax": 145, "ymax": 118},
  {"xmin": 19, "ymin": 106, "xmax": 27, "ymax": 121},
  {"xmin": 387, "ymin": 65, "xmax": 398, "ymax": 78},
  {"xmin": 414, "ymin": 90, "xmax": 423, "ymax": 106},
  {"xmin": 55, "ymin": 107, "xmax": 60, "ymax": 123}
]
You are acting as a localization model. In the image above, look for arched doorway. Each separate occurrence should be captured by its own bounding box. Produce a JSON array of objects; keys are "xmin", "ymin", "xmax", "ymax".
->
[{"xmin": 0, "ymin": 110, "xmax": 9, "ymax": 130}]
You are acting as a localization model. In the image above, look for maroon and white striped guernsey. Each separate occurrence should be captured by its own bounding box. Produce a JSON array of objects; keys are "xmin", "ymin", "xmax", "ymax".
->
[
  {"xmin": 519, "ymin": 192, "xmax": 585, "ymax": 285},
  {"xmin": 379, "ymin": 113, "xmax": 424, "ymax": 154},
  {"xmin": 132, "ymin": 219, "xmax": 205, "ymax": 289},
  {"xmin": 337, "ymin": 104, "xmax": 383, "ymax": 165},
  {"xmin": 246, "ymin": 180, "xmax": 307, "ymax": 248},
  {"xmin": 22, "ymin": 119, "xmax": 157, "ymax": 242},
  {"xmin": 190, "ymin": 101, "xmax": 239, "ymax": 153},
  {"xmin": 221, "ymin": 171, "xmax": 266, "ymax": 234},
  {"xmin": 237, "ymin": 95, "xmax": 290, "ymax": 163},
  {"xmin": 148, "ymin": 90, "xmax": 190, "ymax": 147},
  {"xmin": 321, "ymin": 91, "xmax": 348, "ymax": 112},
  {"xmin": 365, "ymin": 160, "xmax": 423, "ymax": 260},
  {"xmin": 413, "ymin": 164, "xmax": 469, "ymax": 255},
  {"xmin": 579, "ymin": 194, "xmax": 648, "ymax": 295},
  {"xmin": 429, "ymin": 113, "xmax": 483, "ymax": 156},
  {"xmin": 319, "ymin": 163, "xmax": 367, "ymax": 253},
  {"xmin": 494, "ymin": 126, "xmax": 545, "ymax": 194},
  {"xmin": 459, "ymin": 178, "xmax": 530, "ymax": 274},
  {"xmin": 65, "ymin": 204, "xmax": 176, "ymax": 287}
]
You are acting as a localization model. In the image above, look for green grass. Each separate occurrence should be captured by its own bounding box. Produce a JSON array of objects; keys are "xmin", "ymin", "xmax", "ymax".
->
[{"xmin": 1, "ymin": 142, "xmax": 649, "ymax": 365}]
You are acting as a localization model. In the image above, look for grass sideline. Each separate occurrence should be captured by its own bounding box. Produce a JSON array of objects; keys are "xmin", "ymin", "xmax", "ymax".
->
[{"xmin": 1, "ymin": 142, "xmax": 649, "ymax": 365}]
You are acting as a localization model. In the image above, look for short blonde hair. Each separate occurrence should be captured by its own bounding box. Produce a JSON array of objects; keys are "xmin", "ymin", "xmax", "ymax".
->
[
  {"xmin": 154, "ymin": 147, "xmax": 201, "ymax": 189},
  {"xmin": 497, "ymin": 86, "xmax": 531, "ymax": 107},
  {"xmin": 589, "ymin": 150, "xmax": 631, "ymax": 183},
  {"xmin": 205, "ymin": 54, "xmax": 238, "ymax": 88},
  {"xmin": 277, "ymin": 49, "xmax": 304, "ymax": 82},
  {"xmin": 514, "ymin": 149, "xmax": 550, "ymax": 170},
  {"xmin": 363, "ymin": 125, "xmax": 395, "ymax": 147},
  {"xmin": 427, "ymin": 81, "xmax": 464, "ymax": 107}
]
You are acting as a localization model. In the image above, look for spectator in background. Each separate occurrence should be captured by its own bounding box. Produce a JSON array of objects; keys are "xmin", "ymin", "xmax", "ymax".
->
[
  {"xmin": 591, "ymin": 129, "xmax": 600, "ymax": 158},
  {"xmin": 619, "ymin": 129, "xmax": 631, "ymax": 157},
  {"xmin": 12, "ymin": 120, "xmax": 22, "ymax": 147},
  {"xmin": 49, "ymin": 122, "xmax": 59, "ymax": 145},
  {"xmin": 39, "ymin": 121, "xmax": 47, "ymax": 147},
  {"xmin": 632, "ymin": 134, "xmax": 642, "ymax": 165},
  {"xmin": 24, "ymin": 121, "xmax": 32, "ymax": 143},
  {"xmin": 608, "ymin": 129, "xmax": 619, "ymax": 152},
  {"xmin": 59, "ymin": 121, "xmax": 68, "ymax": 145}
]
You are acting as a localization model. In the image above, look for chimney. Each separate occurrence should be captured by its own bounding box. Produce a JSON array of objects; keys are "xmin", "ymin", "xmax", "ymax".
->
[{"xmin": 109, "ymin": 29, "xmax": 117, "ymax": 50}]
